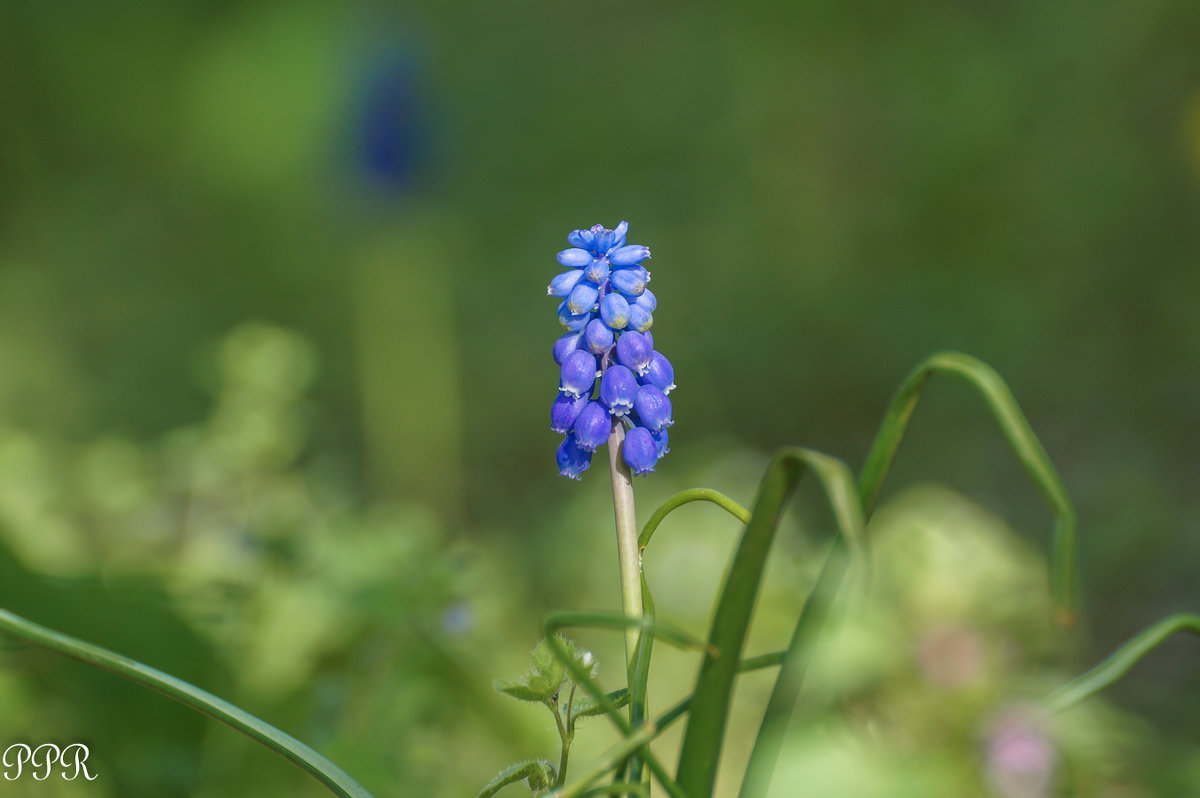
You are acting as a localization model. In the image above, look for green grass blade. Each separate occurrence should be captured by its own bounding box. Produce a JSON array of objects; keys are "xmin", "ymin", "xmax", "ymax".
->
[
  {"xmin": 857, "ymin": 350, "xmax": 1079, "ymax": 622},
  {"xmin": 0, "ymin": 608, "xmax": 374, "ymax": 798},
  {"xmin": 675, "ymin": 448, "xmax": 867, "ymax": 798},
  {"xmin": 629, "ymin": 487, "xmax": 749, "ymax": 791},
  {"xmin": 1048, "ymin": 613, "xmax": 1200, "ymax": 713},
  {"xmin": 654, "ymin": 650, "xmax": 786, "ymax": 734},
  {"xmin": 625, "ymin": 578, "xmax": 656, "ymax": 789},
  {"xmin": 639, "ymin": 488, "xmax": 752, "ymax": 549},
  {"xmin": 738, "ymin": 454, "xmax": 865, "ymax": 798},
  {"xmin": 573, "ymin": 784, "xmax": 651, "ymax": 798}
]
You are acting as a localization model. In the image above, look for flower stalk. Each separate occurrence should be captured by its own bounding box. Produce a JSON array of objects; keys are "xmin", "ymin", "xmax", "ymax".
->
[{"xmin": 607, "ymin": 421, "xmax": 644, "ymax": 669}]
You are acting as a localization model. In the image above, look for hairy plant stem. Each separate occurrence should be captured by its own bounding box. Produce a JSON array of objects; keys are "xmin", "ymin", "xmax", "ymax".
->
[
  {"xmin": 607, "ymin": 422, "xmax": 643, "ymax": 669},
  {"xmin": 553, "ymin": 695, "xmax": 572, "ymax": 787}
]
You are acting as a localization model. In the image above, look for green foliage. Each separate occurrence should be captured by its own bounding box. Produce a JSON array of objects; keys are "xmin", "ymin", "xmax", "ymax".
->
[
  {"xmin": 0, "ymin": 323, "xmax": 527, "ymax": 797},
  {"xmin": 569, "ymin": 687, "xmax": 629, "ymax": 725},
  {"xmin": 1, "ymin": 321, "xmax": 1197, "ymax": 798},
  {"xmin": 481, "ymin": 349, "xmax": 1198, "ymax": 798},
  {"xmin": 477, "ymin": 760, "xmax": 557, "ymax": 798},
  {"xmin": 488, "ymin": 636, "xmax": 602, "ymax": 795},
  {"xmin": 494, "ymin": 637, "xmax": 575, "ymax": 704}
]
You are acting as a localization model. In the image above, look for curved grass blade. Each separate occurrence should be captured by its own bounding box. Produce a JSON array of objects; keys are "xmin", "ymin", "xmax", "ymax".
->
[
  {"xmin": 627, "ymin": 488, "xmax": 749, "ymax": 790},
  {"xmin": 737, "ymin": 452, "xmax": 866, "ymax": 798},
  {"xmin": 655, "ymin": 651, "xmax": 786, "ymax": 733},
  {"xmin": 737, "ymin": 352, "xmax": 1078, "ymax": 797},
  {"xmin": 675, "ymin": 448, "xmax": 867, "ymax": 798},
  {"xmin": 1048, "ymin": 613, "xmax": 1200, "ymax": 713},
  {"xmin": 857, "ymin": 350, "xmax": 1079, "ymax": 623},
  {"xmin": 0, "ymin": 608, "xmax": 374, "ymax": 798},
  {"xmin": 624, "ymin": 577, "xmax": 656, "ymax": 790},
  {"xmin": 638, "ymin": 488, "xmax": 752, "ymax": 550}
]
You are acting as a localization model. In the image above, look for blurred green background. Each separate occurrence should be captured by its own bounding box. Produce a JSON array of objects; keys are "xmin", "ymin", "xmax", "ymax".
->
[{"xmin": 1, "ymin": 1, "xmax": 1198, "ymax": 796}]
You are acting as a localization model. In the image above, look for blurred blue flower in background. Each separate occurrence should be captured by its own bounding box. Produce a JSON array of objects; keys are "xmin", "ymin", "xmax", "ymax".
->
[{"xmin": 344, "ymin": 13, "xmax": 429, "ymax": 196}]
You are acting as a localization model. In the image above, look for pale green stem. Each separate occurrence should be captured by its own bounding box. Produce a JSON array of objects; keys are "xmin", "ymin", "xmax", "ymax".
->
[{"xmin": 607, "ymin": 422, "xmax": 643, "ymax": 668}]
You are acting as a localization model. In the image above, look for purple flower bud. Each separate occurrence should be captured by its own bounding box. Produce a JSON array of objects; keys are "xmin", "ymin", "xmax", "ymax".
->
[
  {"xmin": 611, "ymin": 266, "xmax": 649, "ymax": 296},
  {"xmin": 593, "ymin": 226, "xmax": 616, "ymax": 254},
  {"xmin": 622, "ymin": 426, "xmax": 657, "ymax": 475},
  {"xmin": 628, "ymin": 305, "xmax": 653, "ymax": 332},
  {"xmin": 556, "ymin": 434, "xmax": 592, "ymax": 479},
  {"xmin": 566, "ymin": 282, "xmax": 599, "ymax": 315},
  {"xmin": 584, "ymin": 319, "xmax": 614, "ymax": 355},
  {"xmin": 599, "ymin": 293, "xmax": 631, "ymax": 330},
  {"xmin": 599, "ymin": 365, "xmax": 638, "ymax": 416},
  {"xmin": 560, "ymin": 350, "xmax": 598, "ymax": 398},
  {"xmin": 610, "ymin": 245, "xmax": 651, "ymax": 267},
  {"xmin": 634, "ymin": 288, "xmax": 657, "ymax": 313},
  {"xmin": 634, "ymin": 385, "xmax": 672, "ymax": 432},
  {"xmin": 551, "ymin": 393, "xmax": 587, "ymax": 433},
  {"xmin": 573, "ymin": 401, "xmax": 612, "ymax": 451},
  {"xmin": 642, "ymin": 351, "xmax": 675, "ymax": 394},
  {"xmin": 612, "ymin": 221, "xmax": 629, "ymax": 248},
  {"xmin": 548, "ymin": 270, "xmax": 584, "ymax": 297},
  {"xmin": 558, "ymin": 300, "xmax": 590, "ymax": 332},
  {"xmin": 615, "ymin": 330, "xmax": 653, "ymax": 375},
  {"xmin": 651, "ymin": 428, "xmax": 669, "ymax": 459},
  {"xmin": 567, "ymin": 228, "xmax": 594, "ymax": 250},
  {"xmin": 553, "ymin": 332, "xmax": 582, "ymax": 365},
  {"xmin": 584, "ymin": 258, "xmax": 610, "ymax": 285},
  {"xmin": 557, "ymin": 248, "xmax": 592, "ymax": 268}
]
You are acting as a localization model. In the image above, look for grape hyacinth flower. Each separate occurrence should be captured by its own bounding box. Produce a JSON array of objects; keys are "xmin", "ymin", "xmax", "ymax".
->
[{"xmin": 548, "ymin": 221, "xmax": 674, "ymax": 478}]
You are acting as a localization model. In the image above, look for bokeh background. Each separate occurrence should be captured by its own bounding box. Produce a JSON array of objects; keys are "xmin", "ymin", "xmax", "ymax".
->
[{"xmin": 1, "ymin": 1, "xmax": 1198, "ymax": 796}]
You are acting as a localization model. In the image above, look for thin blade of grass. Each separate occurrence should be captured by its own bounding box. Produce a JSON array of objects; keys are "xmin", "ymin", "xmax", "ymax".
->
[
  {"xmin": 736, "ymin": 351, "xmax": 1079, "ymax": 797},
  {"xmin": 1048, "ymin": 613, "xmax": 1200, "ymax": 713},
  {"xmin": 0, "ymin": 608, "xmax": 374, "ymax": 798},
  {"xmin": 857, "ymin": 350, "xmax": 1079, "ymax": 622},
  {"xmin": 628, "ymin": 488, "xmax": 749, "ymax": 790},
  {"xmin": 639, "ymin": 489, "xmax": 752, "ymax": 550},
  {"xmin": 675, "ymin": 448, "xmax": 867, "ymax": 798},
  {"xmin": 738, "ymin": 453, "xmax": 865, "ymax": 798}
]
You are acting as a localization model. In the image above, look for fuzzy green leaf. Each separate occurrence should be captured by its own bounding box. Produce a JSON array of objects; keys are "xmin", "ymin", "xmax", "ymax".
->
[
  {"xmin": 493, "ymin": 677, "xmax": 557, "ymax": 703},
  {"xmin": 570, "ymin": 688, "xmax": 629, "ymax": 724},
  {"xmin": 532, "ymin": 637, "xmax": 566, "ymax": 683},
  {"xmin": 494, "ymin": 638, "xmax": 575, "ymax": 703},
  {"xmin": 477, "ymin": 759, "xmax": 556, "ymax": 798}
]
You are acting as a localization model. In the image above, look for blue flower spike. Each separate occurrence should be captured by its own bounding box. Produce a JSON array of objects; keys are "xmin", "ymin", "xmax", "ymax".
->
[{"xmin": 547, "ymin": 221, "xmax": 674, "ymax": 477}]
